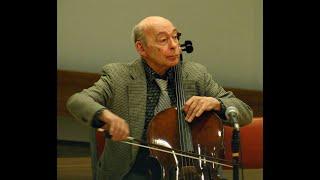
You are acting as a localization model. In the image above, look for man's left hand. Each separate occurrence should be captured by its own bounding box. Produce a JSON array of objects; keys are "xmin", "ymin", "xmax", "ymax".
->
[{"xmin": 184, "ymin": 96, "xmax": 221, "ymax": 122}]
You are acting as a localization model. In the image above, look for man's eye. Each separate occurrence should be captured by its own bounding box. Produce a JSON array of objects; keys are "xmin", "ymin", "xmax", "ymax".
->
[{"xmin": 160, "ymin": 38, "xmax": 167, "ymax": 42}]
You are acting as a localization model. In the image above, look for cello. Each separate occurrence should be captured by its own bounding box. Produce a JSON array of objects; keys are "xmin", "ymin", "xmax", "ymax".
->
[{"xmin": 144, "ymin": 40, "xmax": 228, "ymax": 179}]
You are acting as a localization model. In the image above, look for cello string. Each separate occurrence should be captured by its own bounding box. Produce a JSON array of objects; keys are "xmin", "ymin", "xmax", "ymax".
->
[
  {"xmin": 179, "ymin": 62, "xmax": 190, "ymax": 180},
  {"xmin": 179, "ymin": 63, "xmax": 191, "ymax": 180},
  {"xmin": 176, "ymin": 62, "xmax": 189, "ymax": 179},
  {"xmin": 175, "ymin": 62, "xmax": 187, "ymax": 179},
  {"xmin": 204, "ymin": 146, "xmax": 211, "ymax": 179},
  {"xmin": 177, "ymin": 61, "xmax": 193, "ymax": 180},
  {"xmin": 179, "ymin": 63, "xmax": 189, "ymax": 180},
  {"xmin": 176, "ymin": 60, "xmax": 196, "ymax": 180},
  {"xmin": 174, "ymin": 64, "xmax": 184, "ymax": 170},
  {"xmin": 178, "ymin": 59, "xmax": 193, "ymax": 180}
]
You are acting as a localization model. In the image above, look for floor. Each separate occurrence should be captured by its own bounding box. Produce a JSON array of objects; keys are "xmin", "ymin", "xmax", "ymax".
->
[
  {"xmin": 58, "ymin": 157, "xmax": 93, "ymax": 180},
  {"xmin": 57, "ymin": 140, "xmax": 90, "ymax": 158},
  {"xmin": 57, "ymin": 140, "xmax": 92, "ymax": 179}
]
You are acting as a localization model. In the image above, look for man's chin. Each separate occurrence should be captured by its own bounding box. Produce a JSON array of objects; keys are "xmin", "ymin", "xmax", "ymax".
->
[{"xmin": 167, "ymin": 58, "xmax": 179, "ymax": 66}]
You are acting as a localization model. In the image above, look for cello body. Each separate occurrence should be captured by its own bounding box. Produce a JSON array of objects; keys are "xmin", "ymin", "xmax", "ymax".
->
[{"xmin": 147, "ymin": 107, "xmax": 225, "ymax": 180}]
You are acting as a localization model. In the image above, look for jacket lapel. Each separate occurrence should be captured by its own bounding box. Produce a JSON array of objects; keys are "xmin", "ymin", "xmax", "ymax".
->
[
  {"xmin": 183, "ymin": 79, "xmax": 197, "ymax": 100},
  {"xmin": 128, "ymin": 59, "xmax": 147, "ymax": 158},
  {"xmin": 181, "ymin": 62, "xmax": 198, "ymax": 101}
]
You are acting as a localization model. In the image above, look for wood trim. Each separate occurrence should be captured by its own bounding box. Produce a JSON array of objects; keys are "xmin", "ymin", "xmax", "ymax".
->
[
  {"xmin": 224, "ymin": 87, "xmax": 263, "ymax": 117},
  {"xmin": 57, "ymin": 70, "xmax": 263, "ymax": 117},
  {"xmin": 57, "ymin": 70, "xmax": 100, "ymax": 117}
]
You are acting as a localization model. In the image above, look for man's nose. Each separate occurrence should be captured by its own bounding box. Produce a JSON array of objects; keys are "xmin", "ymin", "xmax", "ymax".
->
[{"xmin": 168, "ymin": 38, "xmax": 178, "ymax": 49}]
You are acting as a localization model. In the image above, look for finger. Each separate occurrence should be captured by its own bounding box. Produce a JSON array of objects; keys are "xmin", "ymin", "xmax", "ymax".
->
[
  {"xmin": 113, "ymin": 124, "xmax": 123, "ymax": 141},
  {"xmin": 119, "ymin": 131, "xmax": 126, "ymax": 141},
  {"xmin": 183, "ymin": 104, "xmax": 189, "ymax": 113},
  {"xmin": 188, "ymin": 104, "xmax": 201, "ymax": 122},
  {"xmin": 120, "ymin": 131, "xmax": 128, "ymax": 141},
  {"xmin": 195, "ymin": 104, "xmax": 206, "ymax": 117},
  {"xmin": 110, "ymin": 120, "xmax": 117, "ymax": 135},
  {"xmin": 109, "ymin": 122, "xmax": 115, "ymax": 135},
  {"xmin": 101, "ymin": 123, "xmax": 110, "ymax": 131},
  {"xmin": 185, "ymin": 99, "xmax": 198, "ymax": 120},
  {"xmin": 113, "ymin": 120, "xmax": 121, "ymax": 137},
  {"xmin": 184, "ymin": 96, "xmax": 196, "ymax": 112},
  {"xmin": 119, "ymin": 122, "xmax": 128, "ymax": 140},
  {"xmin": 124, "ymin": 124, "xmax": 130, "ymax": 138},
  {"xmin": 185, "ymin": 96, "xmax": 195, "ymax": 106},
  {"xmin": 111, "ymin": 131, "xmax": 119, "ymax": 141},
  {"xmin": 115, "ymin": 129, "xmax": 124, "ymax": 141},
  {"xmin": 116, "ymin": 120, "xmax": 128, "ymax": 140}
]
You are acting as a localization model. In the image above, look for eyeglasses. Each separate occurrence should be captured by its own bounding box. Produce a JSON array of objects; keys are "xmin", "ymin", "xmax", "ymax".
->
[{"xmin": 156, "ymin": 32, "xmax": 182, "ymax": 46}]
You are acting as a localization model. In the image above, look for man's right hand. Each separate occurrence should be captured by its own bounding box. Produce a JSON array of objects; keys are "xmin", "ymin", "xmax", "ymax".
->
[{"xmin": 98, "ymin": 109, "xmax": 130, "ymax": 141}]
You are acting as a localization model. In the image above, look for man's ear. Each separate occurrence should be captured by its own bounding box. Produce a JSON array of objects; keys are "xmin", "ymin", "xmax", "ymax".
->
[{"xmin": 135, "ymin": 41, "xmax": 146, "ymax": 56}]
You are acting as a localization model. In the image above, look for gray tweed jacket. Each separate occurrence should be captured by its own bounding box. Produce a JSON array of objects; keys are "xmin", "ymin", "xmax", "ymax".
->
[{"xmin": 66, "ymin": 58, "xmax": 253, "ymax": 180}]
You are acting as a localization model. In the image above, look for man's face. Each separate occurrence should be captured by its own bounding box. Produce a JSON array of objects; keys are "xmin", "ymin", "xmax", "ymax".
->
[{"xmin": 140, "ymin": 21, "xmax": 181, "ymax": 74}]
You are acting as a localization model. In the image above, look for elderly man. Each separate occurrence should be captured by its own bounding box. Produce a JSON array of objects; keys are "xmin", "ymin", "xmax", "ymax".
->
[{"xmin": 67, "ymin": 16, "xmax": 252, "ymax": 180}]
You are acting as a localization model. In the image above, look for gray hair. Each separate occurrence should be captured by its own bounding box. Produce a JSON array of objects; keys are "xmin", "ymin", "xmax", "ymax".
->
[{"xmin": 132, "ymin": 23, "xmax": 147, "ymax": 46}]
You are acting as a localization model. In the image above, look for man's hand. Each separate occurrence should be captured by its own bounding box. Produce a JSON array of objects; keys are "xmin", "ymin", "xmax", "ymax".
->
[
  {"xmin": 99, "ymin": 109, "xmax": 130, "ymax": 141},
  {"xmin": 184, "ymin": 96, "xmax": 221, "ymax": 122}
]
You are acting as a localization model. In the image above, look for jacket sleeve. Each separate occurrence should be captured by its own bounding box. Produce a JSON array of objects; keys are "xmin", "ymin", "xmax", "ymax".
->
[
  {"xmin": 66, "ymin": 67, "xmax": 114, "ymax": 127},
  {"xmin": 200, "ymin": 66, "xmax": 253, "ymax": 127}
]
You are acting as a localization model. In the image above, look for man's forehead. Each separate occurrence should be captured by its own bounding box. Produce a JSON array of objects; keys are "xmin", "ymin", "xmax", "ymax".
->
[
  {"xmin": 143, "ymin": 24, "xmax": 177, "ymax": 37},
  {"xmin": 140, "ymin": 16, "xmax": 172, "ymax": 26},
  {"xmin": 155, "ymin": 28, "xmax": 178, "ymax": 36},
  {"xmin": 142, "ymin": 19, "xmax": 176, "ymax": 32}
]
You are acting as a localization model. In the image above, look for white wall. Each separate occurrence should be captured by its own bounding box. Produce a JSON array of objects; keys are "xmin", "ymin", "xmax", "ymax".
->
[{"xmin": 58, "ymin": 0, "xmax": 262, "ymax": 90}]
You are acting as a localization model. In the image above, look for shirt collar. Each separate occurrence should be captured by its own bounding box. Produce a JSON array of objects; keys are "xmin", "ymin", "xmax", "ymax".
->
[{"xmin": 142, "ymin": 59, "xmax": 174, "ymax": 81}]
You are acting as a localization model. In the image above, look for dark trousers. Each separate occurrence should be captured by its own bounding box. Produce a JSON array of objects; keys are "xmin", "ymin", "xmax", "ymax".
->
[
  {"xmin": 123, "ymin": 148, "xmax": 151, "ymax": 180},
  {"xmin": 123, "ymin": 171, "xmax": 150, "ymax": 180}
]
